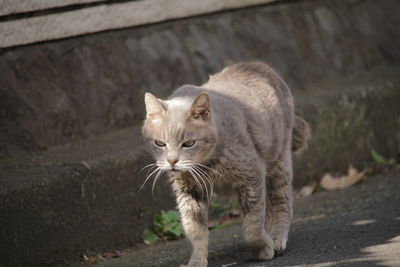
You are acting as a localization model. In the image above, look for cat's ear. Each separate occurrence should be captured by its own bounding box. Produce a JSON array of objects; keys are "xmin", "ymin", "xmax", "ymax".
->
[
  {"xmin": 144, "ymin": 92, "xmax": 165, "ymax": 119},
  {"xmin": 190, "ymin": 93, "xmax": 211, "ymax": 121}
]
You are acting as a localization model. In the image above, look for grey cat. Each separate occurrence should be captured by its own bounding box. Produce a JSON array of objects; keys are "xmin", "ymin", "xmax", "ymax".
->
[{"xmin": 141, "ymin": 62, "xmax": 310, "ymax": 266}]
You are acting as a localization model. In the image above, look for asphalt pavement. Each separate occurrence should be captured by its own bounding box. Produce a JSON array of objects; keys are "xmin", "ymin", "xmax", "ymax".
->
[{"xmin": 95, "ymin": 169, "xmax": 400, "ymax": 267}]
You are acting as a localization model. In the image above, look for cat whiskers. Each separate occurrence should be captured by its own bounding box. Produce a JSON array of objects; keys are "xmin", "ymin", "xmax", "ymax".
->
[
  {"xmin": 139, "ymin": 162, "xmax": 158, "ymax": 178},
  {"xmin": 151, "ymin": 168, "xmax": 165, "ymax": 197},
  {"xmin": 193, "ymin": 165, "xmax": 214, "ymax": 201},
  {"xmin": 180, "ymin": 160, "xmax": 205, "ymax": 199},
  {"xmin": 181, "ymin": 160, "xmax": 216, "ymax": 202},
  {"xmin": 193, "ymin": 167, "xmax": 212, "ymax": 201},
  {"xmin": 187, "ymin": 169, "xmax": 207, "ymax": 200},
  {"xmin": 139, "ymin": 166, "xmax": 159, "ymax": 192},
  {"xmin": 196, "ymin": 163, "xmax": 223, "ymax": 179},
  {"xmin": 139, "ymin": 161, "xmax": 165, "ymax": 196},
  {"xmin": 139, "ymin": 163, "xmax": 156, "ymax": 173}
]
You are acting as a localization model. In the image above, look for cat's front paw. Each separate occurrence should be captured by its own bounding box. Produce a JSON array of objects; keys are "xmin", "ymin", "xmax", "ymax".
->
[
  {"xmin": 256, "ymin": 245, "xmax": 274, "ymax": 260},
  {"xmin": 254, "ymin": 235, "xmax": 275, "ymax": 260},
  {"xmin": 181, "ymin": 258, "xmax": 207, "ymax": 267},
  {"xmin": 273, "ymin": 237, "xmax": 287, "ymax": 254},
  {"xmin": 180, "ymin": 261, "xmax": 207, "ymax": 267}
]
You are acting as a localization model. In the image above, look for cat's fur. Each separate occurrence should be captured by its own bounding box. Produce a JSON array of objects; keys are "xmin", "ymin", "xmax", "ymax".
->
[{"xmin": 142, "ymin": 61, "xmax": 310, "ymax": 266}]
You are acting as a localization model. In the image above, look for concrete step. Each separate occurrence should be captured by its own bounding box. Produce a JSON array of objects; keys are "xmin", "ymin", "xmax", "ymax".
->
[{"xmin": 0, "ymin": 125, "xmax": 176, "ymax": 267}]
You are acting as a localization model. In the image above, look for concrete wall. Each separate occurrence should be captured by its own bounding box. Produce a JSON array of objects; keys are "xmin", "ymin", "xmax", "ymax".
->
[
  {"xmin": 0, "ymin": 0, "xmax": 280, "ymax": 48},
  {"xmin": 2, "ymin": 0, "xmax": 399, "ymax": 156}
]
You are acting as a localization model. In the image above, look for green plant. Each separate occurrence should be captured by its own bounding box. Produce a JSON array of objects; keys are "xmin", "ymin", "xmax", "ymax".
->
[
  {"xmin": 142, "ymin": 228, "xmax": 159, "ymax": 245},
  {"xmin": 209, "ymin": 201, "xmax": 234, "ymax": 219},
  {"xmin": 212, "ymin": 221, "xmax": 235, "ymax": 230},
  {"xmin": 142, "ymin": 210, "xmax": 183, "ymax": 245},
  {"xmin": 153, "ymin": 210, "xmax": 184, "ymax": 237},
  {"xmin": 371, "ymin": 149, "xmax": 395, "ymax": 165}
]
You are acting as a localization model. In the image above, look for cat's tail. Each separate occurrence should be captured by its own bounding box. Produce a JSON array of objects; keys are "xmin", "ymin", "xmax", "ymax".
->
[{"xmin": 291, "ymin": 116, "xmax": 311, "ymax": 153}]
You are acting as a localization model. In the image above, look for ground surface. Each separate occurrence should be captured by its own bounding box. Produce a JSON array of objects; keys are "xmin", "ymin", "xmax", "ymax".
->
[{"xmin": 89, "ymin": 169, "xmax": 400, "ymax": 267}]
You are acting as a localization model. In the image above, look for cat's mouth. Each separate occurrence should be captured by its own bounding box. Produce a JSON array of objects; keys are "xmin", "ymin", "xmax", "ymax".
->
[{"xmin": 168, "ymin": 168, "xmax": 184, "ymax": 173}]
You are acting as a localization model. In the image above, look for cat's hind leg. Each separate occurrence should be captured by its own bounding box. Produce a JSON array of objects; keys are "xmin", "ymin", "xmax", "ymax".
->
[{"xmin": 266, "ymin": 152, "xmax": 293, "ymax": 254}]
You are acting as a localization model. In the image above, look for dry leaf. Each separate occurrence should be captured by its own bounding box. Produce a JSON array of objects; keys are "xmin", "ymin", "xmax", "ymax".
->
[
  {"xmin": 320, "ymin": 165, "xmax": 365, "ymax": 191},
  {"xmin": 102, "ymin": 250, "xmax": 123, "ymax": 259},
  {"xmin": 229, "ymin": 209, "xmax": 240, "ymax": 216},
  {"xmin": 299, "ymin": 182, "xmax": 317, "ymax": 197}
]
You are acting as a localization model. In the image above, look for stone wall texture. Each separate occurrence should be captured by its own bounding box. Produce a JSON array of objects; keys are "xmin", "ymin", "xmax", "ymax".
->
[{"xmin": 1, "ymin": 0, "xmax": 399, "ymax": 155}]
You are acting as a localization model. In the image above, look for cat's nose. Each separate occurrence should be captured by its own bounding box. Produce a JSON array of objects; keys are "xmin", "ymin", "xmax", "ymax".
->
[{"xmin": 168, "ymin": 159, "xmax": 178, "ymax": 165}]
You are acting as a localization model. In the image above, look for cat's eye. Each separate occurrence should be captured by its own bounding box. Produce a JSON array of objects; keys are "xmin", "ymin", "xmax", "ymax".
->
[
  {"xmin": 154, "ymin": 140, "xmax": 166, "ymax": 147},
  {"xmin": 182, "ymin": 140, "xmax": 196, "ymax": 148}
]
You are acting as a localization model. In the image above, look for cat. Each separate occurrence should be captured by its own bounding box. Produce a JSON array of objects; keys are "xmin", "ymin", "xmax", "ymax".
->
[{"xmin": 141, "ymin": 61, "xmax": 310, "ymax": 266}]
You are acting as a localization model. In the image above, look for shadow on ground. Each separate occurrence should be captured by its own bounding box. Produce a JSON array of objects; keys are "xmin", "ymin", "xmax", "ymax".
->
[
  {"xmin": 209, "ymin": 196, "xmax": 400, "ymax": 267},
  {"xmin": 95, "ymin": 169, "xmax": 400, "ymax": 267}
]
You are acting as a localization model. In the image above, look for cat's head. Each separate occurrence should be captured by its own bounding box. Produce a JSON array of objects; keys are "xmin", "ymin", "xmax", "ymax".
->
[{"xmin": 142, "ymin": 91, "xmax": 217, "ymax": 174}]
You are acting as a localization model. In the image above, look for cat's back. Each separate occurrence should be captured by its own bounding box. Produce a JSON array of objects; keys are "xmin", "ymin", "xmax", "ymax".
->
[
  {"xmin": 202, "ymin": 62, "xmax": 294, "ymax": 160},
  {"xmin": 206, "ymin": 62, "xmax": 290, "ymax": 101},
  {"xmin": 203, "ymin": 61, "xmax": 293, "ymax": 121}
]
